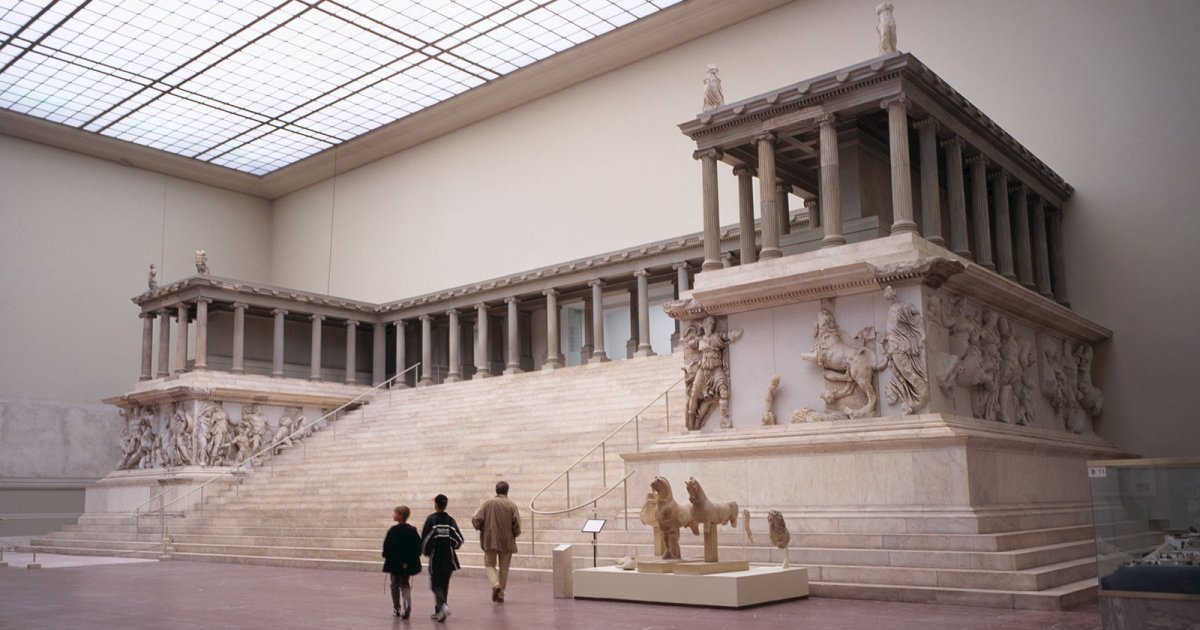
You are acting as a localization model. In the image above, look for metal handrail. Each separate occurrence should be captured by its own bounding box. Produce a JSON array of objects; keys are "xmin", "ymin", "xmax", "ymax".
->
[
  {"xmin": 129, "ymin": 363, "xmax": 422, "ymax": 550},
  {"xmin": 526, "ymin": 376, "xmax": 684, "ymax": 554}
]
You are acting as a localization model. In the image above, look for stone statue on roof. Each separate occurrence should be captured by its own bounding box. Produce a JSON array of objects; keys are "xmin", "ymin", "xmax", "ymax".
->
[
  {"xmin": 876, "ymin": 3, "xmax": 896, "ymax": 55},
  {"xmin": 702, "ymin": 64, "xmax": 724, "ymax": 111},
  {"xmin": 147, "ymin": 263, "xmax": 158, "ymax": 291},
  {"xmin": 195, "ymin": 249, "xmax": 209, "ymax": 274}
]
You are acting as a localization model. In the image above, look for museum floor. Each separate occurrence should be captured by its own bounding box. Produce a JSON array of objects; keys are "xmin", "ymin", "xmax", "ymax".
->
[{"xmin": 0, "ymin": 554, "xmax": 1103, "ymax": 630}]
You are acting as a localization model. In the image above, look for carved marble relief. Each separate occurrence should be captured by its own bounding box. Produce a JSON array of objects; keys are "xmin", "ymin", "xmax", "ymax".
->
[
  {"xmin": 1041, "ymin": 336, "xmax": 1103, "ymax": 434},
  {"xmin": 996, "ymin": 317, "xmax": 1036, "ymax": 426},
  {"xmin": 796, "ymin": 298, "xmax": 884, "ymax": 421},
  {"xmin": 881, "ymin": 286, "xmax": 928, "ymax": 414},
  {"xmin": 761, "ymin": 375, "xmax": 781, "ymax": 425},
  {"xmin": 933, "ymin": 297, "xmax": 1001, "ymax": 421},
  {"xmin": 681, "ymin": 316, "xmax": 742, "ymax": 430}
]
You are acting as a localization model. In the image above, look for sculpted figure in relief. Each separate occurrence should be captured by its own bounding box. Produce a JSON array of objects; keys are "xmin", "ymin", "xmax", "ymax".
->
[
  {"xmin": 881, "ymin": 287, "xmax": 928, "ymax": 414},
  {"xmin": 1041, "ymin": 337, "xmax": 1102, "ymax": 434},
  {"xmin": 195, "ymin": 249, "xmax": 209, "ymax": 274},
  {"xmin": 242, "ymin": 404, "xmax": 269, "ymax": 463},
  {"xmin": 1075, "ymin": 344, "xmax": 1104, "ymax": 421},
  {"xmin": 996, "ymin": 318, "xmax": 1036, "ymax": 426},
  {"xmin": 702, "ymin": 64, "xmax": 724, "ymax": 111},
  {"xmin": 681, "ymin": 317, "xmax": 742, "ymax": 430},
  {"xmin": 935, "ymin": 297, "xmax": 1000, "ymax": 421},
  {"xmin": 171, "ymin": 403, "xmax": 195, "ymax": 466},
  {"xmin": 800, "ymin": 299, "xmax": 885, "ymax": 419},
  {"xmin": 118, "ymin": 408, "xmax": 142, "ymax": 470},
  {"xmin": 272, "ymin": 407, "xmax": 300, "ymax": 454},
  {"xmin": 137, "ymin": 412, "xmax": 157, "ymax": 469},
  {"xmin": 876, "ymin": 3, "xmax": 897, "ymax": 55},
  {"xmin": 761, "ymin": 375, "xmax": 781, "ymax": 425},
  {"xmin": 201, "ymin": 403, "xmax": 231, "ymax": 465},
  {"xmin": 649, "ymin": 476, "xmax": 698, "ymax": 561}
]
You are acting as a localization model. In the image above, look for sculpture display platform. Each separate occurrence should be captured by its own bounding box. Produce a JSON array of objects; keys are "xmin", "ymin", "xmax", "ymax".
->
[
  {"xmin": 574, "ymin": 564, "xmax": 808, "ymax": 608},
  {"xmin": 635, "ymin": 557, "xmax": 750, "ymax": 575}
]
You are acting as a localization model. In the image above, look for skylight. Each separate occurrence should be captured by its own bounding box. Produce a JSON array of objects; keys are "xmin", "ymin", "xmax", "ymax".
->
[{"xmin": 0, "ymin": 0, "xmax": 680, "ymax": 175}]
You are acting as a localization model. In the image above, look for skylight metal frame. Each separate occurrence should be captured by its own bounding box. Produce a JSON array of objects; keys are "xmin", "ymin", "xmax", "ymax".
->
[{"xmin": 0, "ymin": 0, "xmax": 680, "ymax": 175}]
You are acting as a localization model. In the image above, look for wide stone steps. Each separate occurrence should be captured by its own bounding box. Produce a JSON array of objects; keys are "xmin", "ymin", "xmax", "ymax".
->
[{"xmin": 809, "ymin": 577, "xmax": 1099, "ymax": 611}]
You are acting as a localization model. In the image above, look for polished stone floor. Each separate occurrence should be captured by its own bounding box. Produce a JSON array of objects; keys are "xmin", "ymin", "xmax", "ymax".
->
[{"xmin": 0, "ymin": 555, "xmax": 1102, "ymax": 630}]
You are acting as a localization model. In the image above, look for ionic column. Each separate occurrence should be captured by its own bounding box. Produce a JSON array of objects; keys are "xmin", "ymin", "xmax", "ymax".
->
[
  {"xmin": 1012, "ymin": 184, "xmax": 1035, "ymax": 289},
  {"xmin": 543, "ymin": 290, "xmax": 561, "ymax": 370},
  {"xmin": 943, "ymin": 137, "xmax": 971, "ymax": 258},
  {"xmin": 883, "ymin": 95, "xmax": 917, "ymax": 235},
  {"xmin": 309, "ymin": 314, "xmax": 324, "ymax": 381},
  {"xmin": 805, "ymin": 198, "xmax": 820, "ymax": 229},
  {"xmin": 734, "ymin": 166, "xmax": 757, "ymax": 264},
  {"xmin": 503, "ymin": 297, "xmax": 522, "ymax": 375},
  {"xmin": 915, "ymin": 117, "xmax": 944, "ymax": 245},
  {"xmin": 193, "ymin": 299, "xmax": 210, "ymax": 370},
  {"xmin": 419, "ymin": 315, "xmax": 433, "ymax": 386},
  {"xmin": 968, "ymin": 154, "xmax": 995, "ymax": 270},
  {"xmin": 589, "ymin": 280, "xmax": 609, "ymax": 363},
  {"xmin": 634, "ymin": 269, "xmax": 654, "ymax": 357},
  {"xmin": 271, "ymin": 308, "xmax": 287, "ymax": 378},
  {"xmin": 818, "ymin": 114, "xmax": 845, "ymax": 248},
  {"xmin": 139, "ymin": 312, "xmax": 154, "ymax": 380},
  {"xmin": 445, "ymin": 309, "xmax": 462, "ymax": 382},
  {"xmin": 156, "ymin": 309, "xmax": 171, "ymax": 377},
  {"xmin": 991, "ymin": 170, "xmax": 1016, "ymax": 280},
  {"xmin": 1047, "ymin": 208, "xmax": 1069, "ymax": 305},
  {"xmin": 373, "ymin": 321, "xmax": 387, "ymax": 385},
  {"xmin": 231, "ymin": 302, "xmax": 246, "ymax": 374},
  {"xmin": 756, "ymin": 134, "xmax": 781, "ymax": 259},
  {"xmin": 696, "ymin": 148, "xmax": 724, "ymax": 271},
  {"xmin": 344, "ymin": 319, "xmax": 358, "ymax": 385},
  {"xmin": 1031, "ymin": 197, "xmax": 1053, "ymax": 298},
  {"xmin": 175, "ymin": 303, "xmax": 189, "ymax": 375},
  {"xmin": 776, "ymin": 182, "xmax": 791, "ymax": 236},
  {"xmin": 473, "ymin": 304, "xmax": 491, "ymax": 379},
  {"xmin": 581, "ymin": 297, "xmax": 594, "ymax": 360},
  {"xmin": 394, "ymin": 320, "xmax": 409, "ymax": 387}
]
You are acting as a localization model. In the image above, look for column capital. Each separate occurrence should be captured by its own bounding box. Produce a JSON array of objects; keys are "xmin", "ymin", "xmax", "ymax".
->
[
  {"xmin": 473, "ymin": 302, "xmax": 488, "ymax": 311},
  {"xmin": 139, "ymin": 311, "xmax": 156, "ymax": 319},
  {"xmin": 633, "ymin": 268, "xmax": 649, "ymax": 278},
  {"xmin": 588, "ymin": 279, "xmax": 605, "ymax": 289},
  {"xmin": 804, "ymin": 198, "xmax": 818, "ymax": 209},
  {"xmin": 446, "ymin": 308, "xmax": 459, "ymax": 317},
  {"xmin": 419, "ymin": 314, "xmax": 431, "ymax": 323},
  {"xmin": 987, "ymin": 168, "xmax": 1009, "ymax": 183},
  {"xmin": 966, "ymin": 153, "xmax": 989, "ymax": 168},
  {"xmin": 542, "ymin": 288, "xmax": 559, "ymax": 298},
  {"xmin": 776, "ymin": 181, "xmax": 790, "ymax": 194},
  {"xmin": 692, "ymin": 147, "xmax": 723, "ymax": 161},
  {"xmin": 879, "ymin": 93, "xmax": 910, "ymax": 110},
  {"xmin": 940, "ymin": 136, "xmax": 965, "ymax": 150},
  {"xmin": 671, "ymin": 262, "xmax": 689, "ymax": 272},
  {"xmin": 815, "ymin": 112, "xmax": 837, "ymax": 127},
  {"xmin": 345, "ymin": 319, "xmax": 359, "ymax": 327},
  {"xmin": 157, "ymin": 308, "xmax": 171, "ymax": 316},
  {"xmin": 272, "ymin": 308, "xmax": 288, "ymax": 317},
  {"xmin": 393, "ymin": 319, "xmax": 405, "ymax": 328},
  {"xmin": 195, "ymin": 297, "xmax": 212, "ymax": 305},
  {"xmin": 232, "ymin": 301, "xmax": 248, "ymax": 310},
  {"xmin": 310, "ymin": 313, "xmax": 325, "ymax": 322},
  {"xmin": 912, "ymin": 116, "xmax": 938, "ymax": 131},
  {"xmin": 1009, "ymin": 182, "xmax": 1029, "ymax": 195},
  {"xmin": 732, "ymin": 165, "xmax": 755, "ymax": 177},
  {"xmin": 752, "ymin": 132, "xmax": 776, "ymax": 145},
  {"xmin": 504, "ymin": 296, "xmax": 520, "ymax": 306}
]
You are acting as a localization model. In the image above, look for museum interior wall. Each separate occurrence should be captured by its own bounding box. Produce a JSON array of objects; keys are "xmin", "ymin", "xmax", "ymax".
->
[
  {"xmin": 0, "ymin": 135, "xmax": 273, "ymax": 535},
  {"xmin": 267, "ymin": 0, "xmax": 1199, "ymax": 459}
]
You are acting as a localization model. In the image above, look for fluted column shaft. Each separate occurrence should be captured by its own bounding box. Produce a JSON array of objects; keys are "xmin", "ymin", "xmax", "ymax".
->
[
  {"xmin": 626, "ymin": 286, "xmax": 638, "ymax": 358},
  {"xmin": 581, "ymin": 298, "xmax": 593, "ymax": 359},
  {"xmin": 271, "ymin": 308, "xmax": 287, "ymax": 378},
  {"xmin": 139, "ymin": 313, "xmax": 154, "ymax": 380},
  {"xmin": 915, "ymin": 118, "xmax": 944, "ymax": 245},
  {"xmin": 543, "ymin": 290, "xmax": 561, "ymax": 369},
  {"xmin": 697, "ymin": 148, "xmax": 724, "ymax": 270},
  {"xmin": 231, "ymin": 303, "xmax": 246, "ymax": 374},
  {"xmin": 394, "ymin": 320, "xmax": 409, "ymax": 387},
  {"xmin": 442, "ymin": 309, "xmax": 460, "ymax": 382},
  {"xmin": 156, "ymin": 310, "xmax": 171, "ymax": 377},
  {"xmin": 372, "ymin": 322, "xmax": 387, "ymax": 385},
  {"xmin": 1031, "ymin": 198, "xmax": 1053, "ymax": 297},
  {"xmin": 1047, "ymin": 209, "xmax": 1068, "ymax": 305},
  {"xmin": 344, "ymin": 320, "xmax": 358, "ymax": 385},
  {"xmin": 883, "ymin": 96, "xmax": 918, "ymax": 235},
  {"xmin": 473, "ymin": 304, "xmax": 491, "ymax": 379},
  {"xmin": 419, "ymin": 316, "xmax": 433, "ymax": 385},
  {"xmin": 194, "ymin": 298, "xmax": 210, "ymax": 370},
  {"xmin": 969, "ymin": 154, "xmax": 995, "ymax": 270},
  {"xmin": 672, "ymin": 263, "xmax": 690, "ymax": 350},
  {"xmin": 776, "ymin": 183, "xmax": 790, "ymax": 236},
  {"xmin": 634, "ymin": 269, "xmax": 654, "ymax": 357},
  {"xmin": 818, "ymin": 115, "xmax": 845, "ymax": 248},
  {"xmin": 589, "ymin": 280, "xmax": 608, "ymax": 363},
  {"xmin": 175, "ymin": 303, "xmax": 189, "ymax": 375},
  {"xmin": 944, "ymin": 137, "xmax": 971, "ymax": 257},
  {"xmin": 310, "ymin": 314, "xmax": 324, "ymax": 381},
  {"xmin": 734, "ymin": 167, "xmax": 756, "ymax": 264},
  {"xmin": 992, "ymin": 170, "xmax": 1016, "ymax": 280},
  {"xmin": 503, "ymin": 297, "xmax": 522, "ymax": 375},
  {"xmin": 1012, "ymin": 185, "xmax": 1035, "ymax": 289},
  {"xmin": 756, "ymin": 135, "xmax": 781, "ymax": 259}
]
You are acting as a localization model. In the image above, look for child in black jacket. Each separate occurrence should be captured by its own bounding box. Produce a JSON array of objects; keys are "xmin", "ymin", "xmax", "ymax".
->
[
  {"xmin": 382, "ymin": 505, "xmax": 422, "ymax": 618},
  {"xmin": 421, "ymin": 494, "xmax": 464, "ymax": 622}
]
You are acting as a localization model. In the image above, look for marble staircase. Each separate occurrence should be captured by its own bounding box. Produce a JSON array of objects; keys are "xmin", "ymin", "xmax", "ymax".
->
[{"xmin": 30, "ymin": 352, "xmax": 1114, "ymax": 609}]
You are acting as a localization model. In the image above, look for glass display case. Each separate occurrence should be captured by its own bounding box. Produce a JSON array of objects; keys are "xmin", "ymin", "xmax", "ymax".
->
[{"xmin": 1088, "ymin": 457, "xmax": 1200, "ymax": 628}]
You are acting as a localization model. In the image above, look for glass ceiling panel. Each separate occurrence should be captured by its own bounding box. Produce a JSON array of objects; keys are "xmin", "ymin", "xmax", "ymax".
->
[{"xmin": 0, "ymin": 0, "xmax": 682, "ymax": 176}]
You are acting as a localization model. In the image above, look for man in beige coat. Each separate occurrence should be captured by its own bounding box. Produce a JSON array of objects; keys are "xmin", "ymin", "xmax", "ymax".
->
[{"xmin": 472, "ymin": 480, "xmax": 522, "ymax": 603}]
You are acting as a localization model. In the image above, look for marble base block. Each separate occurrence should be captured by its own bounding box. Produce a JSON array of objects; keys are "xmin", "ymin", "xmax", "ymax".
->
[
  {"xmin": 575, "ymin": 565, "xmax": 809, "ymax": 608},
  {"xmin": 84, "ymin": 467, "xmax": 240, "ymax": 514}
]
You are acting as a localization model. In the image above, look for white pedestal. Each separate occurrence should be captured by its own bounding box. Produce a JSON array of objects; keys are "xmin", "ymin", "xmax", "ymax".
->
[{"xmin": 574, "ymin": 565, "xmax": 808, "ymax": 608}]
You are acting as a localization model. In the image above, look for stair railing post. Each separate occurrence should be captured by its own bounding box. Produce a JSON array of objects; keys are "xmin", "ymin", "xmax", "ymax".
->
[
  {"xmin": 635, "ymin": 415, "xmax": 640, "ymax": 452},
  {"xmin": 623, "ymin": 477, "xmax": 629, "ymax": 531},
  {"xmin": 601, "ymin": 443, "xmax": 607, "ymax": 487},
  {"xmin": 565, "ymin": 471, "xmax": 570, "ymax": 509},
  {"xmin": 530, "ymin": 513, "xmax": 536, "ymax": 556},
  {"xmin": 665, "ymin": 391, "xmax": 670, "ymax": 434}
]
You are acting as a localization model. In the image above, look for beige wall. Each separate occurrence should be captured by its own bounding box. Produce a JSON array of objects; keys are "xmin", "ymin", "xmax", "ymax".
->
[{"xmin": 267, "ymin": 0, "xmax": 1199, "ymax": 458}]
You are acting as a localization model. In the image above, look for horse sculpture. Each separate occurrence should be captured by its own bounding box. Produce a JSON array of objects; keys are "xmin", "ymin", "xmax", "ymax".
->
[
  {"xmin": 685, "ymin": 476, "xmax": 738, "ymax": 562},
  {"xmin": 649, "ymin": 476, "xmax": 697, "ymax": 560},
  {"xmin": 800, "ymin": 301, "xmax": 885, "ymax": 419}
]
